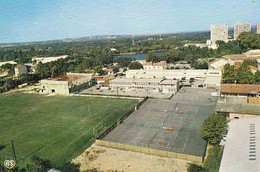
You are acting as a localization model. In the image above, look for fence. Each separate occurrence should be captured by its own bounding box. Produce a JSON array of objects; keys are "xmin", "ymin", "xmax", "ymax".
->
[
  {"xmin": 73, "ymin": 93, "xmax": 144, "ymax": 100},
  {"xmin": 97, "ymin": 96, "xmax": 148, "ymax": 140},
  {"xmin": 94, "ymin": 96, "xmax": 204, "ymax": 163},
  {"xmin": 96, "ymin": 140, "xmax": 204, "ymax": 164}
]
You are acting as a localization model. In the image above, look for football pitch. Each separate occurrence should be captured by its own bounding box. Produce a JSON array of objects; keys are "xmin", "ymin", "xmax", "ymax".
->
[{"xmin": 0, "ymin": 93, "xmax": 138, "ymax": 165}]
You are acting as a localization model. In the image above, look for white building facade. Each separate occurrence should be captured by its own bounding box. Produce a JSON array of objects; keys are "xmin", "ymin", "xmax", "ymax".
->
[
  {"xmin": 40, "ymin": 73, "xmax": 92, "ymax": 94},
  {"xmin": 110, "ymin": 77, "xmax": 179, "ymax": 94},
  {"xmin": 234, "ymin": 22, "xmax": 251, "ymax": 40},
  {"xmin": 210, "ymin": 24, "xmax": 229, "ymax": 44},
  {"xmin": 126, "ymin": 69, "xmax": 221, "ymax": 89}
]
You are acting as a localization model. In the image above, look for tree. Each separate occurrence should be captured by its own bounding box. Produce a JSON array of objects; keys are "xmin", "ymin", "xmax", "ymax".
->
[
  {"xmin": 201, "ymin": 114, "xmax": 227, "ymax": 146},
  {"xmin": 23, "ymin": 156, "xmax": 52, "ymax": 172},
  {"xmin": 187, "ymin": 163, "xmax": 207, "ymax": 172},
  {"xmin": 255, "ymin": 70, "xmax": 260, "ymax": 84},
  {"xmin": 222, "ymin": 64, "xmax": 236, "ymax": 84},
  {"xmin": 146, "ymin": 52, "xmax": 158, "ymax": 62},
  {"xmin": 238, "ymin": 32, "xmax": 260, "ymax": 50},
  {"xmin": 204, "ymin": 146, "xmax": 223, "ymax": 172},
  {"xmin": 115, "ymin": 57, "xmax": 133, "ymax": 68},
  {"xmin": 4, "ymin": 78, "xmax": 16, "ymax": 91},
  {"xmin": 236, "ymin": 69, "xmax": 256, "ymax": 84},
  {"xmin": 192, "ymin": 61, "xmax": 208, "ymax": 69},
  {"xmin": 57, "ymin": 162, "xmax": 80, "ymax": 172},
  {"xmin": 93, "ymin": 66, "xmax": 104, "ymax": 75},
  {"xmin": 128, "ymin": 62, "xmax": 143, "ymax": 69}
]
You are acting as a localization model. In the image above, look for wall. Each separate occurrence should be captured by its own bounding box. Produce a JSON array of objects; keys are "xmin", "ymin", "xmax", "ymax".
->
[
  {"xmin": 229, "ymin": 113, "xmax": 259, "ymax": 120},
  {"xmin": 95, "ymin": 96, "xmax": 203, "ymax": 163},
  {"xmin": 126, "ymin": 69, "xmax": 221, "ymax": 80},
  {"xmin": 40, "ymin": 80, "xmax": 70, "ymax": 94},
  {"xmin": 95, "ymin": 140, "xmax": 203, "ymax": 163},
  {"xmin": 67, "ymin": 73, "xmax": 93, "ymax": 86},
  {"xmin": 15, "ymin": 65, "xmax": 27, "ymax": 77}
]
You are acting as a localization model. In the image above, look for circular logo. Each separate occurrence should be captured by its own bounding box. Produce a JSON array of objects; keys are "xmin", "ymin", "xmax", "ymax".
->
[{"xmin": 4, "ymin": 159, "xmax": 16, "ymax": 169}]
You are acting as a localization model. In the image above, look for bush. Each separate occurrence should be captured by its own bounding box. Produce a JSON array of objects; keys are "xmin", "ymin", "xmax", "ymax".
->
[
  {"xmin": 128, "ymin": 62, "xmax": 143, "ymax": 69},
  {"xmin": 187, "ymin": 163, "xmax": 207, "ymax": 172},
  {"xmin": 204, "ymin": 146, "xmax": 223, "ymax": 172}
]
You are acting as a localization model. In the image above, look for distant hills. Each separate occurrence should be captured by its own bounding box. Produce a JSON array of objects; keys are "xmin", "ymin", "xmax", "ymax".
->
[{"xmin": 0, "ymin": 25, "xmax": 257, "ymax": 47}]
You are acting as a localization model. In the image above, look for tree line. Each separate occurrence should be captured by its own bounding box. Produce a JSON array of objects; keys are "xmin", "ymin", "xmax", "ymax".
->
[{"xmin": 222, "ymin": 59, "xmax": 260, "ymax": 84}]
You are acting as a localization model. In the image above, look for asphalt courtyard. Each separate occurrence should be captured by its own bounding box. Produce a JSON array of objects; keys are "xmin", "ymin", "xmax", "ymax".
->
[{"xmin": 102, "ymin": 87, "xmax": 217, "ymax": 157}]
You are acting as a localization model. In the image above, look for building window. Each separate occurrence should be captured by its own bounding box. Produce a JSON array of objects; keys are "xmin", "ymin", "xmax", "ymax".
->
[
  {"xmin": 51, "ymin": 89, "xmax": 55, "ymax": 93},
  {"xmin": 234, "ymin": 117, "xmax": 239, "ymax": 119}
]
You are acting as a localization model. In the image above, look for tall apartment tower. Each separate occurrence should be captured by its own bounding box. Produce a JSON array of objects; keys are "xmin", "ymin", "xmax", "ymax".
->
[
  {"xmin": 210, "ymin": 25, "xmax": 229, "ymax": 44},
  {"xmin": 234, "ymin": 22, "xmax": 251, "ymax": 40},
  {"xmin": 257, "ymin": 23, "xmax": 260, "ymax": 34}
]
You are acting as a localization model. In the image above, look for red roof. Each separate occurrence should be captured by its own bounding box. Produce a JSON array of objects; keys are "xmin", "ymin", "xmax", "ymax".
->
[
  {"xmin": 221, "ymin": 84, "xmax": 260, "ymax": 94},
  {"xmin": 248, "ymin": 65, "xmax": 259, "ymax": 71}
]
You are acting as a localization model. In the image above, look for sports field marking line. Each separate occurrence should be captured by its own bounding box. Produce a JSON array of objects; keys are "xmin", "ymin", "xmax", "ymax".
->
[
  {"xmin": 48, "ymin": 106, "xmax": 135, "ymax": 160},
  {"xmin": 3, "ymin": 97, "xmax": 89, "ymax": 155},
  {"xmin": 166, "ymin": 141, "xmax": 171, "ymax": 148},
  {"xmin": 182, "ymin": 137, "xmax": 189, "ymax": 152},
  {"xmin": 27, "ymin": 105, "xmax": 118, "ymax": 159}
]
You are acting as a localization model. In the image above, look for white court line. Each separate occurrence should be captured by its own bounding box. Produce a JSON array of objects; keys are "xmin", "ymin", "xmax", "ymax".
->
[
  {"xmin": 166, "ymin": 141, "xmax": 171, "ymax": 148},
  {"xmin": 182, "ymin": 137, "xmax": 189, "ymax": 152}
]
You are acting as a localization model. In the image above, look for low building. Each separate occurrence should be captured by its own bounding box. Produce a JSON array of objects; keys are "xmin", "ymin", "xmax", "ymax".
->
[
  {"xmin": 103, "ymin": 68, "xmax": 114, "ymax": 75},
  {"xmin": 109, "ymin": 77, "xmax": 179, "ymax": 94},
  {"xmin": 0, "ymin": 69, "xmax": 11, "ymax": 77},
  {"xmin": 244, "ymin": 49, "xmax": 260, "ymax": 58},
  {"xmin": 184, "ymin": 43, "xmax": 208, "ymax": 48},
  {"xmin": 135, "ymin": 60, "xmax": 146, "ymax": 65},
  {"xmin": 0, "ymin": 61, "xmax": 17, "ymax": 67},
  {"xmin": 248, "ymin": 65, "xmax": 259, "ymax": 74},
  {"xmin": 219, "ymin": 118, "xmax": 260, "ymax": 172},
  {"xmin": 32, "ymin": 55, "xmax": 68, "ymax": 64},
  {"xmin": 223, "ymin": 50, "xmax": 260, "ymax": 64},
  {"xmin": 203, "ymin": 76, "xmax": 221, "ymax": 88},
  {"xmin": 14, "ymin": 65, "xmax": 27, "ymax": 77},
  {"xmin": 209, "ymin": 58, "xmax": 229, "ymax": 69},
  {"xmin": 215, "ymin": 96, "xmax": 260, "ymax": 119},
  {"xmin": 93, "ymin": 75, "xmax": 115, "ymax": 88},
  {"xmin": 126, "ymin": 69, "xmax": 222, "ymax": 88},
  {"xmin": 221, "ymin": 84, "xmax": 260, "ymax": 97},
  {"xmin": 24, "ymin": 63, "xmax": 36, "ymax": 74},
  {"xmin": 40, "ymin": 73, "xmax": 92, "ymax": 94},
  {"xmin": 143, "ymin": 61, "xmax": 167, "ymax": 70}
]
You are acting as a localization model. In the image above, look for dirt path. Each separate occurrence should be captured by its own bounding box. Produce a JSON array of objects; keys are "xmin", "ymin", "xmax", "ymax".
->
[{"xmin": 73, "ymin": 144, "xmax": 188, "ymax": 172}]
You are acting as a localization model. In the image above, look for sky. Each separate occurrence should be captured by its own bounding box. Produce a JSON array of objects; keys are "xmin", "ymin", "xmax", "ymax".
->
[{"xmin": 0, "ymin": 0, "xmax": 259, "ymax": 43}]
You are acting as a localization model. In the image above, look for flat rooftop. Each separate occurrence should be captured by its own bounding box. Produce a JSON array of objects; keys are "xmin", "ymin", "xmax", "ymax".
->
[
  {"xmin": 48, "ymin": 74, "xmax": 86, "ymax": 82},
  {"xmin": 102, "ymin": 88, "xmax": 217, "ymax": 157},
  {"xmin": 111, "ymin": 77, "xmax": 164, "ymax": 83},
  {"xmin": 215, "ymin": 101, "xmax": 260, "ymax": 115},
  {"xmin": 219, "ymin": 118, "xmax": 260, "ymax": 172}
]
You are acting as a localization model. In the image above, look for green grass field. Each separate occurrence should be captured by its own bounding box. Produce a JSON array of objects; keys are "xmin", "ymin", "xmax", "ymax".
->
[{"xmin": 0, "ymin": 93, "xmax": 138, "ymax": 165}]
